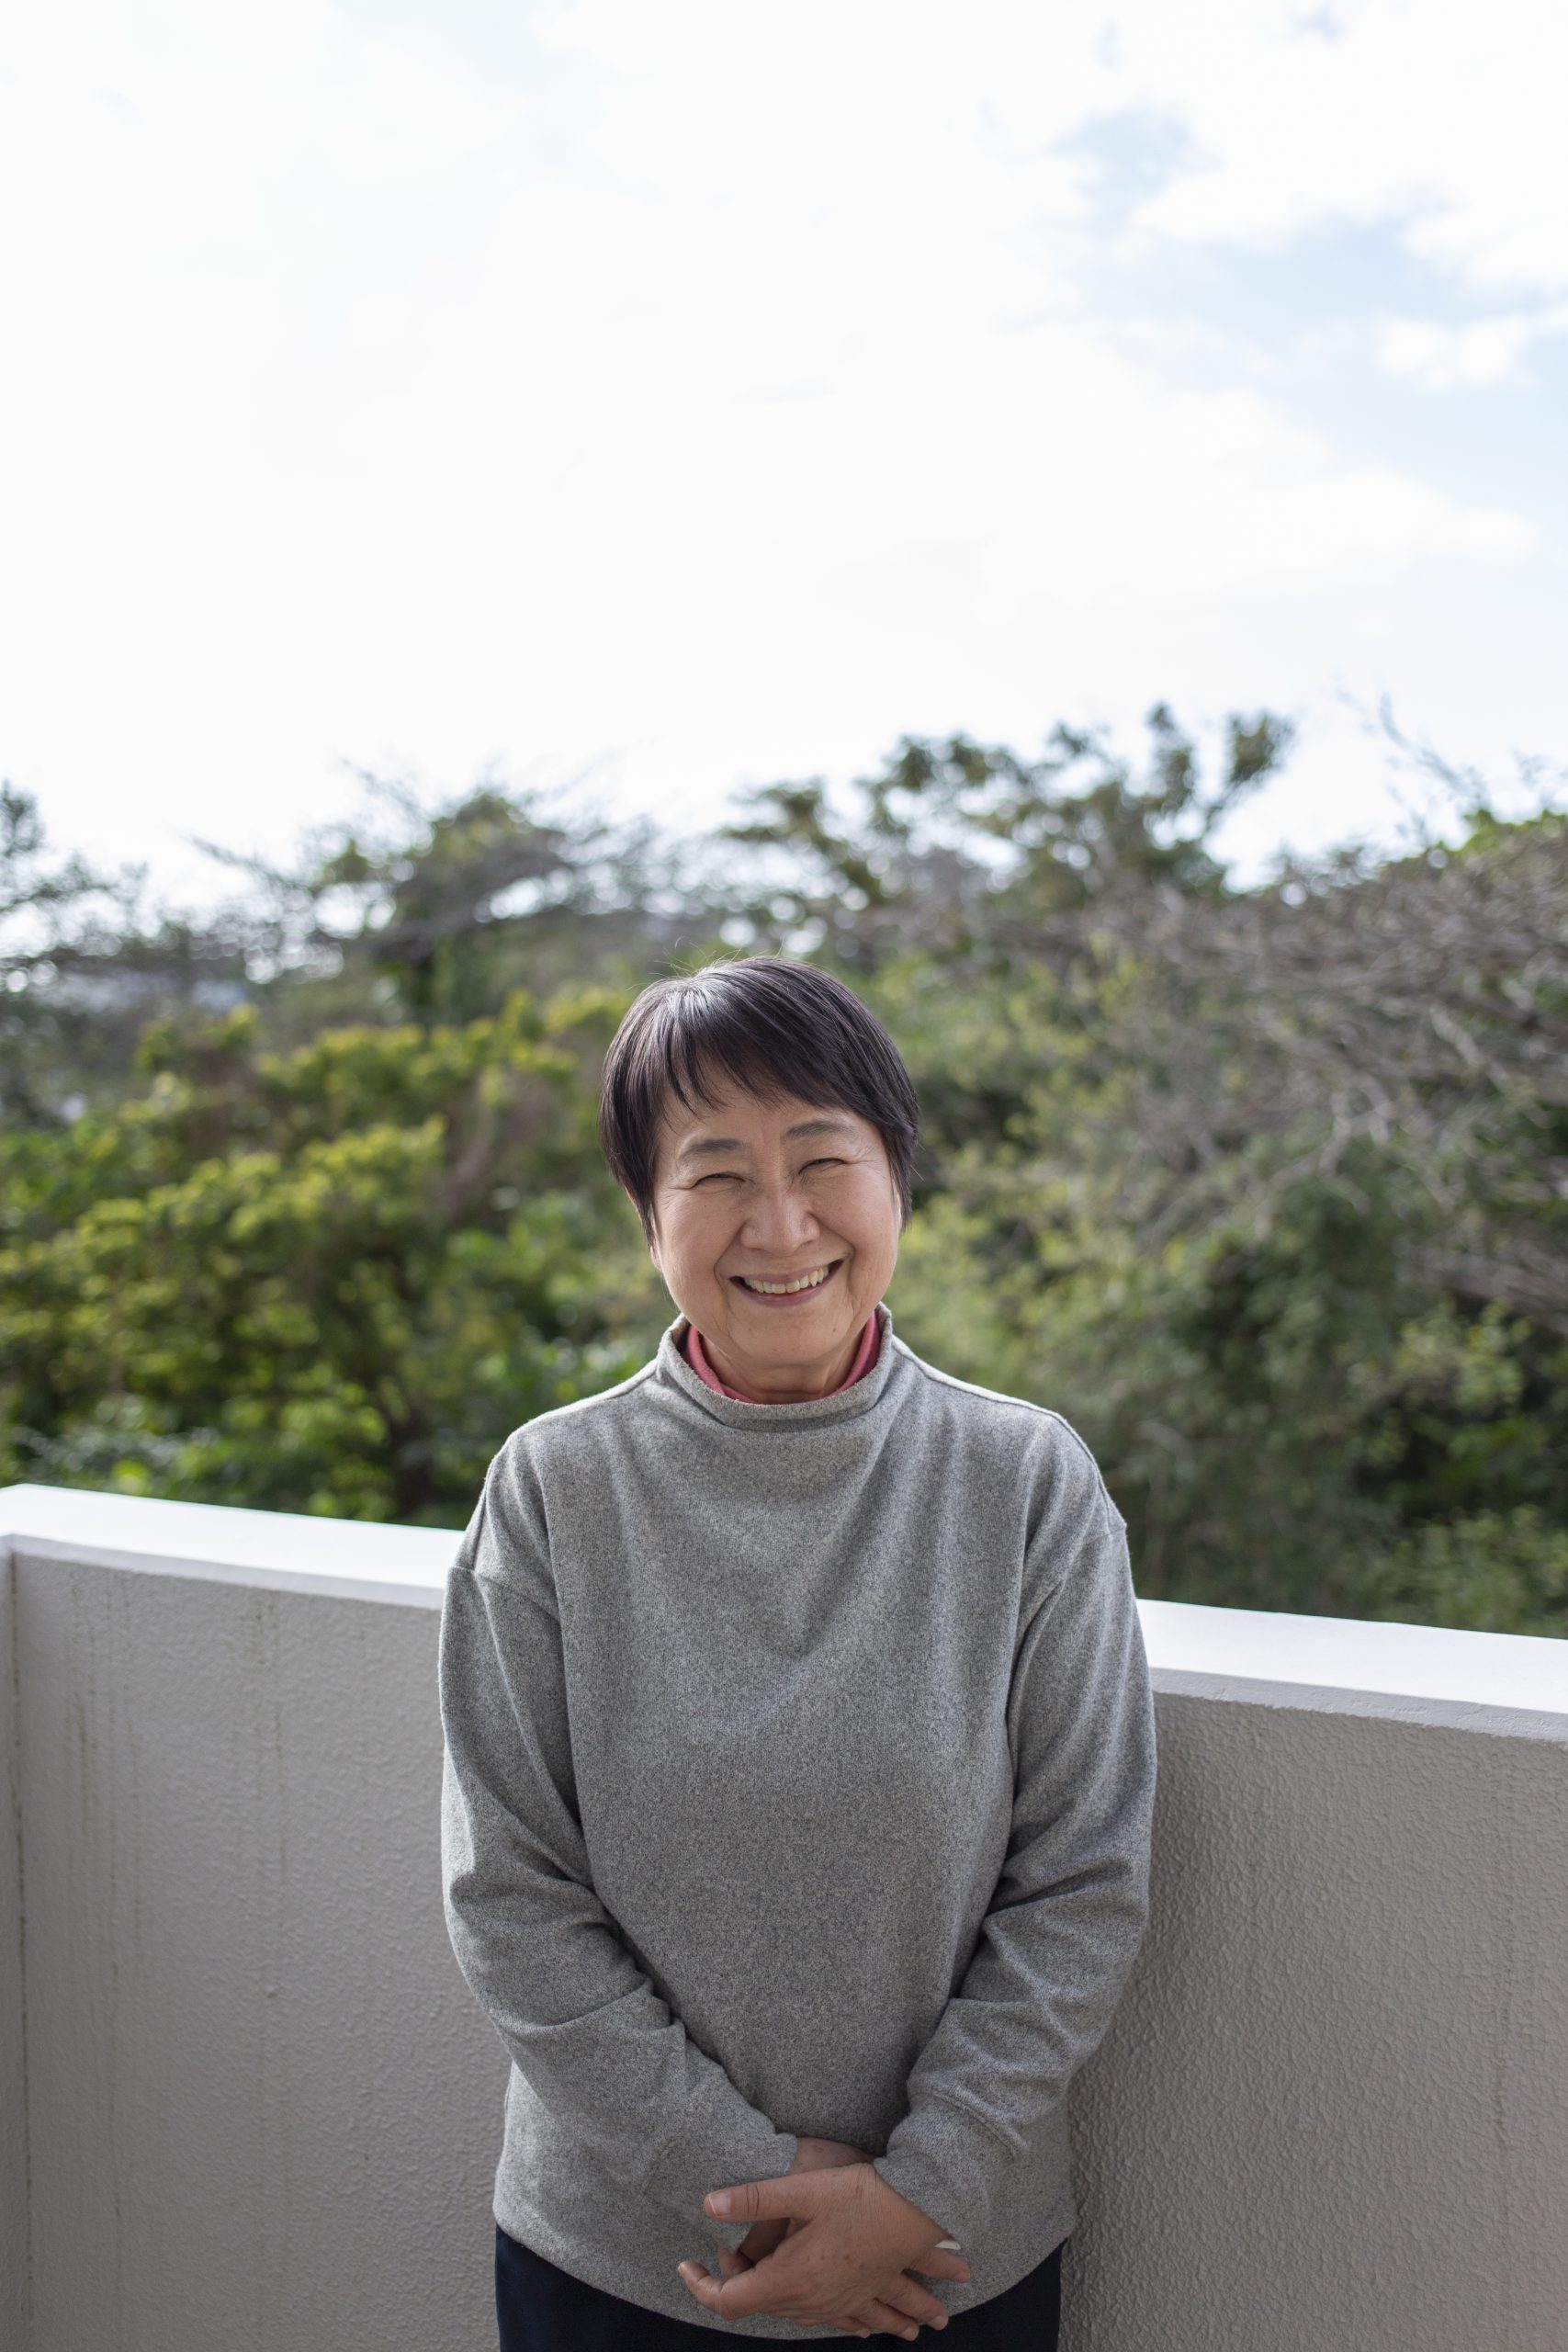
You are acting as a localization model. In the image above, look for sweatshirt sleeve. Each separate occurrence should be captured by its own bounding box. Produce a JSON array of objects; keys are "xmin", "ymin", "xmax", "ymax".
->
[
  {"xmin": 872, "ymin": 1440, "xmax": 1156, "ymax": 2251},
  {"xmin": 438, "ymin": 1436, "xmax": 800, "ymax": 2252}
]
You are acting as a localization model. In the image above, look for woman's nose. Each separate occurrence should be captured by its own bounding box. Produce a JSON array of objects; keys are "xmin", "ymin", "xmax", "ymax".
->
[{"xmin": 741, "ymin": 1185, "xmax": 819, "ymax": 1248}]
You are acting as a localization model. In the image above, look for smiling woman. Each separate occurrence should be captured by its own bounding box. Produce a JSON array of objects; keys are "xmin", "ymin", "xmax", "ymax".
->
[
  {"xmin": 438, "ymin": 956, "xmax": 1156, "ymax": 2347},
  {"xmin": 598, "ymin": 961, "xmax": 916, "ymax": 1403}
]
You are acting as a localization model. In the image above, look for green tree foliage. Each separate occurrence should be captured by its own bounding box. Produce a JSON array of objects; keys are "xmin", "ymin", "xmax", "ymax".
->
[
  {"xmin": 0, "ymin": 992, "xmax": 665, "ymax": 1521},
  {"xmin": 4, "ymin": 709, "xmax": 1565, "ymax": 1634}
]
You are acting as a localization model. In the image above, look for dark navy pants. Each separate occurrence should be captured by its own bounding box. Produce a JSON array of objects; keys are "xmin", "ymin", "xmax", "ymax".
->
[{"xmin": 496, "ymin": 2222, "xmax": 1064, "ymax": 2349}]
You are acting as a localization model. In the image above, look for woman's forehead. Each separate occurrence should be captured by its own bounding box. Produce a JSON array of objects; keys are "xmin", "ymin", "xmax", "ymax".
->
[{"xmin": 655, "ymin": 1082, "xmax": 866, "ymax": 1155}]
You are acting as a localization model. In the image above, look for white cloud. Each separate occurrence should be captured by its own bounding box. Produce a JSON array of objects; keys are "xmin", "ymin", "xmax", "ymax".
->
[
  {"xmin": 0, "ymin": 0, "xmax": 1562, "ymax": 897},
  {"xmin": 1378, "ymin": 304, "xmax": 1568, "ymax": 389},
  {"xmin": 1069, "ymin": 0, "xmax": 1568, "ymax": 301},
  {"xmin": 537, "ymin": 0, "xmax": 1568, "ymax": 311}
]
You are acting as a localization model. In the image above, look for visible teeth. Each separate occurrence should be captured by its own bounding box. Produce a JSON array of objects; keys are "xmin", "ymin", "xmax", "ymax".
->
[{"xmin": 739, "ymin": 1264, "xmax": 833, "ymax": 1295}]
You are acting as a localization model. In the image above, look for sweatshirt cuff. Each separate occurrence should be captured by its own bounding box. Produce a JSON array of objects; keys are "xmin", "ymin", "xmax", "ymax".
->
[
  {"xmin": 647, "ymin": 2091, "xmax": 800, "ymax": 2251},
  {"xmin": 873, "ymin": 2094, "xmax": 1010, "ymax": 2253}
]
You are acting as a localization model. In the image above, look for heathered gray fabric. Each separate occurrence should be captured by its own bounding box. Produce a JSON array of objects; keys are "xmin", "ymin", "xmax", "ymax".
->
[{"xmin": 438, "ymin": 1301, "xmax": 1156, "ymax": 2336}]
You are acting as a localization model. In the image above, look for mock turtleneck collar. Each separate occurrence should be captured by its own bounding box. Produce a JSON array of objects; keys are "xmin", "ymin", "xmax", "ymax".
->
[{"xmin": 657, "ymin": 1300, "xmax": 900, "ymax": 1428}]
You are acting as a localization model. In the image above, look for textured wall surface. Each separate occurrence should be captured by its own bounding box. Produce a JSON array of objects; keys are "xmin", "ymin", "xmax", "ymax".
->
[
  {"xmin": 1066, "ymin": 1691, "xmax": 1568, "ymax": 2352},
  {"xmin": 2, "ymin": 1485, "xmax": 1565, "ymax": 2352},
  {"xmin": 7, "ymin": 1538, "xmax": 497, "ymax": 2352}
]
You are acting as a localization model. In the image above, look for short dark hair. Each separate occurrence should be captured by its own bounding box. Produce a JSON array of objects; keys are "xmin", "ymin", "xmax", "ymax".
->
[{"xmin": 599, "ymin": 956, "xmax": 920, "ymax": 1240}]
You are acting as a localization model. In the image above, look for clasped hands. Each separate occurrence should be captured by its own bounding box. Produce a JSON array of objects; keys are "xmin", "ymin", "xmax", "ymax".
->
[{"xmin": 677, "ymin": 2133, "xmax": 971, "ymax": 2339}]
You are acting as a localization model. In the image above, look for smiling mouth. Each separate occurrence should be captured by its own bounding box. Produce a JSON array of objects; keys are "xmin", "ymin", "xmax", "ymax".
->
[{"xmin": 729, "ymin": 1260, "xmax": 842, "ymax": 1298}]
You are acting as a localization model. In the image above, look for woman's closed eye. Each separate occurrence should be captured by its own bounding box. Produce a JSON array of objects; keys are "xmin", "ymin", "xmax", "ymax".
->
[{"xmin": 695, "ymin": 1159, "xmax": 845, "ymax": 1184}]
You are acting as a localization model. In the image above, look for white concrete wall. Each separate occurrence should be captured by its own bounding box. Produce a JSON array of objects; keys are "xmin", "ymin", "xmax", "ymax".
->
[
  {"xmin": 3, "ymin": 1481, "xmax": 1565, "ymax": 2352},
  {"xmin": 0, "ymin": 1487, "xmax": 29, "ymax": 2346}
]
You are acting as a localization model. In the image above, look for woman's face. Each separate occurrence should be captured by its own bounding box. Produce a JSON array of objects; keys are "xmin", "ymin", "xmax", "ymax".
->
[{"xmin": 641, "ymin": 1078, "xmax": 903, "ymax": 1402}]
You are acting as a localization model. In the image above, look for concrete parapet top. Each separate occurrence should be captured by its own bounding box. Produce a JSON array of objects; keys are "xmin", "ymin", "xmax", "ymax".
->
[{"xmin": 4, "ymin": 1480, "xmax": 1565, "ymax": 1734}]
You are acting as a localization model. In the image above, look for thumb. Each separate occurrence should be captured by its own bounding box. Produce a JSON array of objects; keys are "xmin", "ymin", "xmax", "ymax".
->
[{"xmin": 705, "ymin": 2172, "xmax": 821, "ymax": 2226}]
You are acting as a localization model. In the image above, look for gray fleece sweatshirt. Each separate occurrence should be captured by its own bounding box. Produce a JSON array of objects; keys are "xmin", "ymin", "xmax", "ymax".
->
[{"xmin": 438, "ymin": 1302, "xmax": 1156, "ymax": 2336}]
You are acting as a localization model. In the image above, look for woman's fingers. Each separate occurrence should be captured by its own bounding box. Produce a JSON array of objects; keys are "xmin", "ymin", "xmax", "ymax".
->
[
  {"xmin": 908, "ymin": 2245, "xmax": 971, "ymax": 2283},
  {"xmin": 852, "ymin": 2269, "xmax": 951, "ymax": 2330},
  {"xmin": 840, "ymin": 2296, "xmax": 934, "ymax": 2339},
  {"xmin": 835, "ymin": 2269, "xmax": 961, "ymax": 2338},
  {"xmin": 808, "ymin": 2227, "xmax": 967, "ymax": 2317},
  {"xmin": 736, "ymin": 2217, "xmax": 790, "ymax": 2264}
]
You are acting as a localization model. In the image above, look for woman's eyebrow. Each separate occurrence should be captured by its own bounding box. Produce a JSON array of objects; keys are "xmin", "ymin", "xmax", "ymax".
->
[{"xmin": 675, "ymin": 1116, "xmax": 855, "ymax": 1165}]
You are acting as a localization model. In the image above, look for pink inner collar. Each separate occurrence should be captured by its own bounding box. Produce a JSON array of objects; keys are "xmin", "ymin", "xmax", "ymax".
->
[{"xmin": 683, "ymin": 1308, "xmax": 880, "ymax": 1402}]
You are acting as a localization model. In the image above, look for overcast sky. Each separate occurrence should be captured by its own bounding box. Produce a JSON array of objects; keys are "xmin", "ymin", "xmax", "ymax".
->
[{"xmin": 3, "ymin": 0, "xmax": 1565, "ymax": 907}]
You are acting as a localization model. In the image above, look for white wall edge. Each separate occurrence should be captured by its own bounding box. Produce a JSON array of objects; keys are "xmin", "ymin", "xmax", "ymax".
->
[
  {"xmin": 0, "ymin": 1484, "xmax": 457, "ymax": 1610},
  {"xmin": 5, "ymin": 1482, "xmax": 1566, "ymax": 1732},
  {"xmin": 4, "ymin": 1536, "xmax": 448, "ymax": 1614},
  {"xmin": 1149, "ymin": 1667, "xmax": 1568, "ymax": 1744},
  {"xmin": 1136, "ymin": 1592, "xmax": 1568, "ymax": 1726}
]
